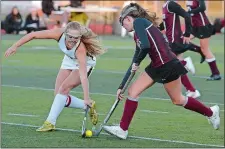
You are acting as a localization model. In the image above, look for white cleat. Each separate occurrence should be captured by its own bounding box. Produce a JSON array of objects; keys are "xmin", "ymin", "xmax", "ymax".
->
[
  {"xmin": 103, "ymin": 125, "xmax": 128, "ymax": 140},
  {"xmin": 208, "ymin": 105, "xmax": 220, "ymax": 130},
  {"xmin": 184, "ymin": 57, "xmax": 195, "ymax": 75},
  {"xmin": 186, "ymin": 90, "xmax": 201, "ymax": 98}
]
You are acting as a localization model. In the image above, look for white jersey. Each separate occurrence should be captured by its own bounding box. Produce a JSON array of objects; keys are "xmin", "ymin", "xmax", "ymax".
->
[
  {"xmin": 58, "ymin": 33, "xmax": 81, "ymax": 59},
  {"xmin": 58, "ymin": 33, "xmax": 96, "ymax": 70}
]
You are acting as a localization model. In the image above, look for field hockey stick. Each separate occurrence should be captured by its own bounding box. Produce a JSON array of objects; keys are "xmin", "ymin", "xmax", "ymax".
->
[
  {"xmin": 93, "ymin": 71, "xmax": 135, "ymax": 136},
  {"xmin": 81, "ymin": 106, "xmax": 90, "ymax": 137}
]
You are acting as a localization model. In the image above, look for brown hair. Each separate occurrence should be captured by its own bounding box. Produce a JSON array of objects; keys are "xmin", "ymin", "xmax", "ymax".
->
[
  {"xmin": 65, "ymin": 21, "xmax": 106, "ymax": 56},
  {"xmin": 121, "ymin": 3, "xmax": 160, "ymax": 27}
]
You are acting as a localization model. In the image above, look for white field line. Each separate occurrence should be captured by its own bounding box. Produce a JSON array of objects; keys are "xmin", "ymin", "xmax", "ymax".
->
[
  {"xmin": 7, "ymin": 108, "xmax": 170, "ymax": 119},
  {"xmin": 1, "ymin": 122, "xmax": 224, "ymax": 148},
  {"xmin": 2, "ymin": 64, "xmax": 224, "ymax": 80},
  {"xmin": 30, "ymin": 46, "xmax": 134, "ymax": 50},
  {"xmin": 8, "ymin": 113, "xmax": 39, "ymax": 117},
  {"xmin": 2, "ymin": 84, "xmax": 224, "ymax": 106}
]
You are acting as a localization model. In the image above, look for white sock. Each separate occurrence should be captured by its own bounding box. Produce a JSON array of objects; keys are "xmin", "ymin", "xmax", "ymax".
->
[
  {"xmin": 206, "ymin": 57, "xmax": 216, "ymax": 63},
  {"xmin": 65, "ymin": 95, "xmax": 85, "ymax": 109},
  {"xmin": 46, "ymin": 94, "xmax": 67, "ymax": 125}
]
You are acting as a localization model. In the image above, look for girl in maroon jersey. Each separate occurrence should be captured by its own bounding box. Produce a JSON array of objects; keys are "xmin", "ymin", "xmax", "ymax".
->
[
  {"xmin": 102, "ymin": 3, "xmax": 220, "ymax": 140},
  {"xmin": 186, "ymin": 0, "xmax": 221, "ymax": 81},
  {"xmin": 161, "ymin": 0, "xmax": 202, "ymax": 98}
]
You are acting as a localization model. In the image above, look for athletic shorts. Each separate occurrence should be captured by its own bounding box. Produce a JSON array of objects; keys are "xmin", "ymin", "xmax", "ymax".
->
[
  {"xmin": 192, "ymin": 24, "xmax": 214, "ymax": 39},
  {"xmin": 145, "ymin": 59, "xmax": 187, "ymax": 84},
  {"xmin": 60, "ymin": 54, "xmax": 96, "ymax": 76}
]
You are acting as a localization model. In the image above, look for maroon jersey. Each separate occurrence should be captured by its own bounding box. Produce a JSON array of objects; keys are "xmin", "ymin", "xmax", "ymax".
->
[
  {"xmin": 186, "ymin": 0, "xmax": 210, "ymax": 27},
  {"xmin": 162, "ymin": 1, "xmax": 183, "ymax": 43},
  {"xmin": 134, "ymin": 24, "xmax": 176, "ymax": 68}
]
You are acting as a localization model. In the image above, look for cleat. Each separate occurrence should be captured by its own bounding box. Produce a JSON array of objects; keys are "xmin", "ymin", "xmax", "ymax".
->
[
  {"xmin": 200, "ymin": 54, "xmax": 205, "ymax": 64},
  {"xmin": 206, "ymin": 74, "xmax": 221, "ymax": 81},
  {"xmin": 103, "ymin": 125, "xmax": 128, "ymax": 140},
  {"xmin": 89, "ymin": 100, "xmax": 98, "ymax": 125},
  {"xmin": 186, "ymin": 90, "xmax": 201, "ymax": 98},
  {"xmin": 208, "ymin": 105, "xmax": 220, "ymax": 130},
  {"xmin": 36, "ymin": 121, "xmax": 55, "ymax": 132},
  {"xmin": 184, "ymin": 57, "xmax": 195, "ymax": 75}
]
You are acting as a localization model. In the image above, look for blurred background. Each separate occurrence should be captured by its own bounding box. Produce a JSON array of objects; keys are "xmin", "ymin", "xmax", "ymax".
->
[{"xmin": 1, "ymin": 0, "xmax": 224, "ymax": 36}]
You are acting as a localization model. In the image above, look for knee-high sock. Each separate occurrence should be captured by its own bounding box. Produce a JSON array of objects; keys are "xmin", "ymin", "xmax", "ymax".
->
[
  {"xmin": 183, "ymin": 97, "xmax": 213, "ymax": 117},
  {"xmin": 120, "ymin": 97, "xmax": 138, "ymax": 131},
  {"xmin": 65, "ymin": 95, "xmax": 85, "ymax": 109},
  {"xmin": 46, "ymin": 94, "xmax": 67, "ymax": 125},
  {"xmin": 181, "ymin": 74, "xmax": 196, "ymax": 92},
  {"xmin": 206, "ymin": 58, "xmax": 220, "ymax": 75}
]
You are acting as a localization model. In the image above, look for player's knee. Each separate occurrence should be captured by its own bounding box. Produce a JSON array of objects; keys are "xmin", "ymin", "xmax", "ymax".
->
[
  {"xmin": 58, "ymin": 84, "xmax": 71, "ymax": 95},
  {"xmin": 127, "ymin": 87, "xmax": 139, "ymax": 99},
  {"xmin": 171, "ymin": 96, "xmax": 184, "ymax": 106}
]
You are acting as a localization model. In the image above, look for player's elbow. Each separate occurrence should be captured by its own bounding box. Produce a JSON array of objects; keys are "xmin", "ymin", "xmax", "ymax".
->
[{"xmin": 29, "ymin": 32, "xmax": 36, "ymax": 39}]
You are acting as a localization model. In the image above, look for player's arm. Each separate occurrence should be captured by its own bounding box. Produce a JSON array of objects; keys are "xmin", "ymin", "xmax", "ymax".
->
[
  {"xmin": 133, "ymin": 18, "xmax": 151, "ymax": 66},
  {"xmin": 118, "ymin": 46, "xmax": 140, "ymax": 89},
  {"xmin": 12, "ymin": 28, "xmax": 64, "ymax": 49},
  {"xmin": 168, "ymin": 1, "xmax": 192, "ymax": 37},
  {"xmin": 76, "ymin": 42, "xmax": 91, "ymax": 105},
  {"xmin": 5, "ymin": 28, "xmax": 64, "ymax": 57},
  {"xmin": 188, "ymin": 0, "xmax": 206, "ymax": 14}
]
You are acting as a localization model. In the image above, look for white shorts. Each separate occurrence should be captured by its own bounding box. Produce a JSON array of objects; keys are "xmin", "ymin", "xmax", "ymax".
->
[{"xmin": 60, "ymin": 55, "xmax": 96, "ymax": 73}]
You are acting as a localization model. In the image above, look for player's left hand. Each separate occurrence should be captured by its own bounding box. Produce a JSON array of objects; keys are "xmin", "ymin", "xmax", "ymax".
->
[
  {"xmin": 132, "ymin": 63, "xmax": 139, "ymax": 72},
  {"xmin": 183, "ymin": 36, "xmax": 191, "ymax": 44}
]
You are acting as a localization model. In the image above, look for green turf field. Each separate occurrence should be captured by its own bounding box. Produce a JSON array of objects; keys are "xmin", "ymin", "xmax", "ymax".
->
[{"xmin": 1, "ymin": 34, "xmax": 224, "ymax": 148}]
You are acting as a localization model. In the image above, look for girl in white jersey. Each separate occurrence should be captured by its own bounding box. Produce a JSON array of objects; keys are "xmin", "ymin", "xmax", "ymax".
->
[{"xmin": 5, "ymin": 21, "xmax": 106, "ymax": 131}]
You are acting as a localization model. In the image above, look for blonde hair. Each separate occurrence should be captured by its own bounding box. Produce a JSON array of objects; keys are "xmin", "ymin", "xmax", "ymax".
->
[
  {"xmin": 121, "ymin": 3, "xmax": 160, "ymax": 27},
  {"xmin": 65, "ymin": 21, "xmax": 106, "ymax": 56}
]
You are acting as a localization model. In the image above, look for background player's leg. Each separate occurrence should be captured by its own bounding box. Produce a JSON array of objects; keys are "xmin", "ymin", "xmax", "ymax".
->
[
  {"xmin": 188, "ymin": 42, "xmax": 205, "ymax": 63},
  {"xmin": 177, "ymin": 54, "xmax": 195, "ymax": 74},
  {"xmin": 199, "ymin": 38, "xmax": 221, "ymax": 80},
  {"xmin": 176, "ymin": 54, "xmax": 199, "ymax": 98}
]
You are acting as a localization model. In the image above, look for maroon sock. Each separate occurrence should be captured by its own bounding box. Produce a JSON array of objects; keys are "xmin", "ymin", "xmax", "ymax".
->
[
  {"xmin": 120, "ymin": 98, "xmax": 138, "ymax": 131},
  {"xmin": 208, "ymin": 60, "xmax": 220, "ymax": 75},
  {"xmin": 180, "ymin": 60, "xmax": 187, "ymax": 66},
  {"xmin": 181, "ymin": 74, "xmax": 196, "ymax": 92},
  {"xmin": 184, "ymin": 97, "xmax": 213, "ymax": 117}
]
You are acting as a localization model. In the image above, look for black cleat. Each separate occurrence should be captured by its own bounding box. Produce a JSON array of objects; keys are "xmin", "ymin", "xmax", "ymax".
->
[
  {"xmin": 206, "ymin": 74, "xmax": 222, "ymax": 81},
  {"xmin": 200, "ymin": 55, "xmax": 205, "ymax": 63}
]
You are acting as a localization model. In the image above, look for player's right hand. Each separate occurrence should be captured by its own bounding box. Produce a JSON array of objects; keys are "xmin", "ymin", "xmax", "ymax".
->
[
  {"xmin": 5, "ymin": 46, "xmax": 17, "ymax": 58},
  {"xmin": 117, "ymin": 89, "xmax": 124, "ymax": 100}
]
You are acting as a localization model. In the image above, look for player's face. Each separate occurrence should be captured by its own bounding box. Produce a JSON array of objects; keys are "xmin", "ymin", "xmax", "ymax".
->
[
  {"xmin": 12, "ymin": 7, "xmax": 19, "ymax": 15},
  {"xmin": 122, "ymin": 16, "xmax": 134, "ymax": 32},
  {"xmin": 65, "ymin": 30, "xmax": 81, "ymax": 48}
]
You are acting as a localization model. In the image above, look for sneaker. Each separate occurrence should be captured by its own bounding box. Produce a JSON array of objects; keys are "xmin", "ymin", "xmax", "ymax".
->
[
  {"xmin": 206, "ymin": 74, "xmax": 221, "ymax": 81},
  {"xmin": 89, "ymin": 100, "xmax": 98, "ymax": 125},
  {"xmin": 184, "ymin": 57, "xmax": 195, "ymax": 75},
  {"xmin": 36, "ymin": 121, "xmax": 55, "ymax": 132},
  {"xmin": 103, "ymin": 125, "xmax": 128, "ymax": 139},
  {"xmin": 208, "ymin": 105, "xmax": 220, "ymax": 130},
  {"xmin": 186, "ymin": 90, "xmax": 201, "ymax": 98}
]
